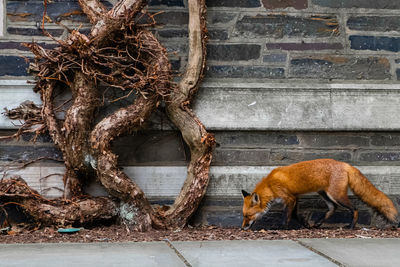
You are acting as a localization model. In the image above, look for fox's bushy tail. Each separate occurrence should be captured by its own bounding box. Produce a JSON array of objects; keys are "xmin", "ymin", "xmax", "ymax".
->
[{"xmin": 348, "ymin": 166, "xmax": 398, "ymax": 223}]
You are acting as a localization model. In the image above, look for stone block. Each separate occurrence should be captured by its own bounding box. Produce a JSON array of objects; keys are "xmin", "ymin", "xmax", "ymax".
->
[
  {"xmin": 158, "ymin": 29, "xmax": 187, "ymax": 38},
  {"xmin": 0, "ymin": 56, "xmax": 30, "ymax": 76},
  {"xmin": 234, "ymin": 15, "xmax": 339, "ymax": 38},
  {"xmin": 0, "ymin": 131, "xmax": 53, "ymax": 144},
  {"xmin": 359, "ymin": 151, "xmax": 400, "ymax": 162},
  {"xmin": 371, "ymin": 134, "xmax": 400, "ymax": 147},
  {"xmin": 154, "ymin": 11, "xmax": 188, "ymax": 25},
  {"xmin": 207, "ymin": 44, "xmax": 261, "ymax": 61},
  {"xmin": 207, "ymin": 12, "xmax": 237, "ymax": 24},
  {"xmin": 112, "ymin": 131, "xmax": 187, "ymax": 165},
  {"xmin": 164, "ymin": 42, "xmax": 188, "ymax": 54},
  {"xmin": 350, "ymin": 36, "xmax": 400, "ymax": 52},
  {"xmin": 208, "ymin": 29, "xmax": 229, "ymax": 40},
  {"xmin": 298, "ymin": 133, "xmax": 370, "ymax": 148},
  {"xmin": 0, "ymin": 42, "xmax": 56, "ymax": 51},
  {"xmin": 215, "ymin": 131, "xmax": 299, "ymax": 148},
  {"xmin": 205, "ymin": 210, "xmax": 242, "ymax": 227},
  {"xmin": 290, "ymin": 56, "xmax": 391, "ymax": 80},
  {"xmin": 262, "ymin": 0, "xmax": 307, "ymax": 9},
  {"xmin": 0, "ymin": 145, "xmax": 62, "ymax": 162},
  {"xmin": 161, "ymin": 28, "xmax": 229, "ymax": 41},
  {"xmin": 269, "ymin": 150, "xmax": 352, "ymax": 164},
  {"xmin": 199, "ymin": 197, "xmax": 244, "ymax": 207},
  {"xmin": 312, "ymin": 0, "xmax": 400, "ymax": 9},
  {"xmin": 148, "ymin": 0, "xmax": 184, "ymax": 6},
  {"xmin": 263, "ymin": 53, "xmax": 287, "ymax": 63},
  {"xmin": 7, "ymin": 27, "xmax": 64, "ymax": 37},
  {"xmin": 212, "ymin": 149, "xmax": 270, "ymax": 166},
  {"xmin": 7, "ymin": 1, "xmax": 89, "ymax": 23},
  {"xmin": 206, "ymin": 0, "xmax": 261, "ymax": 7},
  {"xmin": 347, "ymin": 16, "xmax": 400, "ymax": 32},
  {"xmin": 266, "ymin": 42, "xmax": 343, "ymax": 51},
  {"xmin": 206, "ymin": 65, "xmax": 284, "ymax": 78}
]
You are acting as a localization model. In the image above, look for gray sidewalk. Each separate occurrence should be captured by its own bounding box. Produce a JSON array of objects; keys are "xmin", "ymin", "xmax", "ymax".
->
[{"xmin": 1, "ymin": 238, "xmax": 400, "ymax": 267}]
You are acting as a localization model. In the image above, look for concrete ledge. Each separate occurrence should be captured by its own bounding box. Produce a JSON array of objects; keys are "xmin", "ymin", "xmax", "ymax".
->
[
  {"xmin": 194, "ymin": 81, "xmax": 400, "ymax": 130},
  {"xmin": 1, "ymin": 80, "xmax": 400, "ymax": 130},
  {"xmin": 4, "ymin": 165, "xmax": 400, "ymax": 199}
]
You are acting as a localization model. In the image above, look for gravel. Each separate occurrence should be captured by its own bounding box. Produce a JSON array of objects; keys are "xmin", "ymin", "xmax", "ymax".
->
[{"xmin": 1, "ymin": 225, "xmax": 400, "ymax": 244}]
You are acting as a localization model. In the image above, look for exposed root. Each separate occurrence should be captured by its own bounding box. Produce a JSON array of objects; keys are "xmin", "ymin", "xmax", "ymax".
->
[
  {"xmin": 1, "ymin": 0, "xmax": 213, "ymax": 232},
  {"xmin": 0, "ymin": 177, "xmax": 117, "ymax": 227}
]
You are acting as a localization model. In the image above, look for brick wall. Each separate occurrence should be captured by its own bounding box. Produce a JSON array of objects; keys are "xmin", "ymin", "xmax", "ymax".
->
[{"xmin": 1, "ymin": 0, "xmax": 400, "ymax": 229}]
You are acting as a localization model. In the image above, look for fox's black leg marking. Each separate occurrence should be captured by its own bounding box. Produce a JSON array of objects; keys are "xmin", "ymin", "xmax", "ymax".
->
[
  {"xmin": 337, "ymin": 198, "xmax": 358, "ymax": 229},
  {"xmin": 314, "ymin": 191, "xmax": 338, "ymax": 228}
]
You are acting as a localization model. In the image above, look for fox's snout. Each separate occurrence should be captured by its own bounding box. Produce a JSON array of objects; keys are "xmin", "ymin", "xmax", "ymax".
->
[
  {"xmin": 241, "ymin": 219, "xmax": 254, "ymax": 230},
  {"xmin": 241, "ymin": 190, "xmax": 263, "ymax": 230}
]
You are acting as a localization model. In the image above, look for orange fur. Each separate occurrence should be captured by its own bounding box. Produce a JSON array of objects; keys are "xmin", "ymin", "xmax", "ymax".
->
[{"xmin": 241, "ymin": 159, "xmax": 398, "ymax": 230}]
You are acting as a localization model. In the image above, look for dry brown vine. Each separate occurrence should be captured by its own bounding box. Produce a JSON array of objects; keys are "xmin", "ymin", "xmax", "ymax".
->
[{"xmin": 0, "ymin": 0, "xmax": 213, "ymax": 231}]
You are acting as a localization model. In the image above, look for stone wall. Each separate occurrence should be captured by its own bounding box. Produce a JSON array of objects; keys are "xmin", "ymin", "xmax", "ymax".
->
[
  {"xmin": 3, "ymin": 0, "xmax": 400, "ymax": 80},
  {"xmin": 1, "ymin": 0, "xmax": 400, "ymax": 228}
]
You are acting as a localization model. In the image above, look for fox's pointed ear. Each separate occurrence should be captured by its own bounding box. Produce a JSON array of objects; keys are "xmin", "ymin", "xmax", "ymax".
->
[
  {"xmin": 251, "ymin": 192, "xmax": 260, "ymax": 206},
  {"xmin": 241, "ymin": 190, "xmax": 250, "ymax": 199}
]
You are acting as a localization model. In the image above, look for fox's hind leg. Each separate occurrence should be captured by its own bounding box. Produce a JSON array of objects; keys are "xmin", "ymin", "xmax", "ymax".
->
[
  {"xmin": 325, "ymin": 189, "xmax": 359, "ymax": 229},
  {"xmin": 336, "ymin": 196, "xmax": 358, "ymax": 229},
  {"xmin": 313, "ymin": 191, "xmax": 338, "ymax": 228}
]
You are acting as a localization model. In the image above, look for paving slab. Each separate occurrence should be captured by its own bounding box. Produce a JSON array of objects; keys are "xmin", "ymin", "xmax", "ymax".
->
[
  {"xmin": 0, "ymin": 242, "xmax": 185, "ymax": 267},
  {"xmin": 300, "ymin": 238, "xmax": 400, "ymax": 267},
  {"xmin": 172, "ymin": 240, "xmax": 337, "ymax": 267}
]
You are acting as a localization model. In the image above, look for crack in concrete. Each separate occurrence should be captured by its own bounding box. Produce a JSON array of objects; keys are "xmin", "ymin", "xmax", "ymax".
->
[
  {"xmin": 295, "ymin": 239, "xmax": 345, "ymax": 266},
  {"xmin": 163, "ymin": 239, "xmax": 192, "ymax": 267}
]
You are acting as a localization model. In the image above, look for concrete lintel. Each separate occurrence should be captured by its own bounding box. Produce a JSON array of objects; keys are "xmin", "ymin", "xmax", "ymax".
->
[
  {"xmin": 1, "ymin": 80, "xmax": 400, "ymax": 130},
  {"xmin": 4, "ymin": 165, "xmax": 400, "ymax": 199}
]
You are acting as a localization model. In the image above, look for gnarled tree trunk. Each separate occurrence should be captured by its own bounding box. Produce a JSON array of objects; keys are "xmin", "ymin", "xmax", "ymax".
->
[{"xmin": 0, "ymin": 0, "xmax": 213, "ymax": 231}]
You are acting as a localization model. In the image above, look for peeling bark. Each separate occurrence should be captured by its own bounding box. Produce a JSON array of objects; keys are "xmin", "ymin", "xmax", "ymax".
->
[
  {"xmin": 161, "ymin": 0, "xmax": 215, "ymax": 228},
  {"xmin": 0, "ymin": 178, "xmax": 117, "ymax": 227},
  {"xmin": 62, "ymin": 71, "xmax": 100, "ymax": 198}
]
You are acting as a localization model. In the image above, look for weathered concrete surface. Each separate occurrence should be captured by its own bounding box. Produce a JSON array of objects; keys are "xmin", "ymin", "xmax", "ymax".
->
[
  {"xmin": 300, "ymin": 238, "xmax": 400, "ymax": 267},
  {"xmin": 193, "ymin": 81, "xmax": 400, "ymax": 131},
  {"xmin": 5, "ymin": 165, "xmax": 400, "ymax": 199},
  {"xmin": 172, "ymin": 240, "xmax": 336, "ymax": 267},
  {"xmin": 0, "ymin": 242, "xmax": 185, "ymax": 267},
  {"xmin": 2, "ymin": 80, "xmax": 400, "ymax": 131}
]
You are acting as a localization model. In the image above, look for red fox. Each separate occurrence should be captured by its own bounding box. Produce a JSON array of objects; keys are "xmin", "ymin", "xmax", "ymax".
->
[{"xmin": 241, "ymin": 159, "xmax": 398, "ymax": 230}]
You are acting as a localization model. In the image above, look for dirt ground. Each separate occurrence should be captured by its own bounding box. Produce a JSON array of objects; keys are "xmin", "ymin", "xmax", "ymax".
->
[{"xmin": 1, "ymin": 225, "xmax": 400, "ymax": 244}]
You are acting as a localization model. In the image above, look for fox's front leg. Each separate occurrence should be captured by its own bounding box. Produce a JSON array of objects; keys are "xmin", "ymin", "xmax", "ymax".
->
[{"xmin": 282, "ymin": 196, "xmax": 296, "ymax": 229}]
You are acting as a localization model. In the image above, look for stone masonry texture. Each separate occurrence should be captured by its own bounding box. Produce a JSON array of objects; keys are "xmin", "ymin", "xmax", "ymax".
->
[
  {"xmin": 1, "ymin": 0, "xmax": 400, "ymax": 229},
  {"xmin": 3, "ymin": 0, "xmax": 400, "ymax": 82}
]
